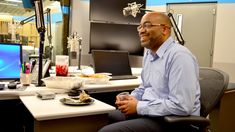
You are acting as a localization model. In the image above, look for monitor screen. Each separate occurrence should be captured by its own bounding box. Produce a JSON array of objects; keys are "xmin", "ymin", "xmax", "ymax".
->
[
  {"xmin": 0, "ymin": 43, "xmax": 22, "ymax": 80},
  {"xmin": 90, "ymin": 0, "xmax": 146, "ymax": 24},
  {"xmin": 22, "ymin": 0, "xmax": 35, "ymax": 9},
  {"xmin": 90, "ymin": 22, "xmax": 144, "ymax": 56}
]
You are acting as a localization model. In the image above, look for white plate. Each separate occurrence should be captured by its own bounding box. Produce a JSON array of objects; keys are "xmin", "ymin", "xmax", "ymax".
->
[{"xmin": 60, "ymin": 97, "xmax": 94, "ymax": 106}]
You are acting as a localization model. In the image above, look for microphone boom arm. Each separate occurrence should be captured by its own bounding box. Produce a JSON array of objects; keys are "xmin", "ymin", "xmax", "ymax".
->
[
  {"xmin": 35, "ymin": 0, "xmax": 45, "ymax": 86},
  {"xmin": 168, "ymin": 12, "xmax": 185, "ymax": 45}
]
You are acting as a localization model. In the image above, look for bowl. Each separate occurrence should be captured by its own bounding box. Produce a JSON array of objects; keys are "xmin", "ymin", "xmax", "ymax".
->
[{"xmin": 42, "ymin": 76, "xmax": 83, "ymax": 89}]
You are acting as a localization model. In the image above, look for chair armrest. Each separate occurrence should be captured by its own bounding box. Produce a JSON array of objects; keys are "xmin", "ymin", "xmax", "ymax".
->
[{"xmin": 164, "ymin": 115, "xmax": 210, "ymax": 127}]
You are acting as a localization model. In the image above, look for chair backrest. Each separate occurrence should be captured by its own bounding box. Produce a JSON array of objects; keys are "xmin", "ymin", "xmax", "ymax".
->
[{"xmin": 199, "ymin": 67, "xmax": 229, "ymax": 117}]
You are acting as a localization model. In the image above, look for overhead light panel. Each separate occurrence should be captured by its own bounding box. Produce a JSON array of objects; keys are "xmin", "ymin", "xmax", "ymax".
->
[
  {"xmin": 5, "ymin": 0, "xmax": 22, "ymax": 3},
  {"xmin": 0, "ymin": 2, "xmax": 18, "ymax": 6}
]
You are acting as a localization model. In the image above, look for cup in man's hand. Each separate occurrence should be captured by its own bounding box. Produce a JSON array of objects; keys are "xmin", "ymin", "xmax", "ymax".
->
[{"xmin": 117, "ymin": 92, "xmax": 130, "ymax": 101}]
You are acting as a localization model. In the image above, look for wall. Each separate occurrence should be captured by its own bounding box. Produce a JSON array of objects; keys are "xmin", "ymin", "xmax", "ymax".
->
[
  {"xmin": 71, "ymin": 0, "xmax": 235, "ymax": 82},
  {"xmin": 70, "ymin": 0, "xmax": 90, "ymax": 55},
  {"xmin": 213, "ymin": 3, "xmax": 235, "ymax": 82},
  {"xmin": 70, "ymin": 0, "xmax": 143, "ymax": 67},
  {"xmin": 147, "ymin": 0, "xmax": 235, "ymax": 82}
]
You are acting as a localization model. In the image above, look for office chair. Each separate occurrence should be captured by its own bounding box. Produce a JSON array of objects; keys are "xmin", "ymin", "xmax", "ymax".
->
[{"xmin": 164, "ymin": 67, "xmax": 229, "ymax": 132}]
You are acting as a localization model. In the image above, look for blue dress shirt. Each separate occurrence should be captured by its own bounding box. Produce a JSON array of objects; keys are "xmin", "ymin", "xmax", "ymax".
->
[{"xmin": 131, "ymin": 37, "xmax": 201, "ymax": 116}]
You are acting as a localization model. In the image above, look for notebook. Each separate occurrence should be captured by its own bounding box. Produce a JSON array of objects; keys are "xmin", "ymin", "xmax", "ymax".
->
[{"xmin": 92, "ymin": 50, "xmax": 138, "ymax": 80}]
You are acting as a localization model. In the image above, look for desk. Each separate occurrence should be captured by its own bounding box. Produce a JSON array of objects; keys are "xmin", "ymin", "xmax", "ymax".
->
[
  {"xmin": 0, "ymin": 85, "xmax": 66, "ymax": 100},
  {"xmin": 47, "ymin": 66, "xmax": 142, "ymax": 93},
  {"xmin": 0, "ymin": 78, "xmax": 141, "ymax": 131},
  {"xmin": 49, "ymin": 66, "xmax": 142, "ymax": 77},
  {"xmin": 0, "ymin": 76, "xmax": 141, "ymax": 100},
  {"xmin": 20, "ymin": 94, "xmax": 115, "ymax": 132},
  {"xmin": 82, "ymin": 77, "xmax": 141, "ymax": 93}
]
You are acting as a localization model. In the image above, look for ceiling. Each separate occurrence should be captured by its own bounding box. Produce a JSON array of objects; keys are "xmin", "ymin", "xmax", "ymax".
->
[
  {"xmin": 0, "ymin": 0, "xmax": 33, "ymax": 16},
  {"xmin": 0, "ymin": 0, "xmax": 57, "ymax": 16}
]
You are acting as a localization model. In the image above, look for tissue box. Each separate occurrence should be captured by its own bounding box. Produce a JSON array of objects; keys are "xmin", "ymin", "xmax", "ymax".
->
[{"xmin": 42, "ymin": 76, "xmax": 83, "ymax": 89}]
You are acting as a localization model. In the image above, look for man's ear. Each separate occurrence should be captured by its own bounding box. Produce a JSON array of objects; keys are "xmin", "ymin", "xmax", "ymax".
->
[{"xmin": 162, "ymin": 26, "xmax": 171, "ymax": 36}]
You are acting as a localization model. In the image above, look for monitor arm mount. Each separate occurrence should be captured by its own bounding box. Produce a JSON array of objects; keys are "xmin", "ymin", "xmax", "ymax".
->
[{"xmin": 123, "ymin": 2, "xmax": 185, "ymax": 45}]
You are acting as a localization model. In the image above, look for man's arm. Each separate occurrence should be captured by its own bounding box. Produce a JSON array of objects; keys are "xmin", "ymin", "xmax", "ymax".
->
[{"xmin": 137, "ymin": 52, "xmax": 200, "ymax": 116}]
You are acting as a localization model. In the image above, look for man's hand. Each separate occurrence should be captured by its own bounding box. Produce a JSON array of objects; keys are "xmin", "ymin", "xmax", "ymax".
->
[{"xmin": 115, "ymin": 96, "xmax": 138, "ymax": 116}]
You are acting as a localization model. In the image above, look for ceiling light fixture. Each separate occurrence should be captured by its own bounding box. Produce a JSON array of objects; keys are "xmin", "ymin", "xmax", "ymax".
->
[
  {"xmin": 0, "ymin": 2, "xmax": 17, "ymax": 6},
  {"xmin": 5, "ymin": 0, "xmax": 22, "ymax": 3}
]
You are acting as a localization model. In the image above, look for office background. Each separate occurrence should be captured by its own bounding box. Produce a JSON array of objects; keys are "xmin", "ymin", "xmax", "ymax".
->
[
  {"xmin": 0, "ymin": 0, "xmax": 234, "ymax": 82},
  {"xmin": 70, "ymin": 0, "xmax": 235, "ymax": 83},
  {"xmin": 0, "ymin": 1, "xmax": 234, "ymax": 131}
]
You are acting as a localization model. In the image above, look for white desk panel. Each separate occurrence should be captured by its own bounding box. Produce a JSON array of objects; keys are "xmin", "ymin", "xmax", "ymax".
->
[
  {"xmin": 82, "ymin": 76, "xmax": 141, "ymax": 93},
  {"xmin": 20, "ymin": 94, "xmax": 115, "ymax": 121},
  {"xmin": 0, "ymin": 76, "xmax": 141, "ymax": 100}
]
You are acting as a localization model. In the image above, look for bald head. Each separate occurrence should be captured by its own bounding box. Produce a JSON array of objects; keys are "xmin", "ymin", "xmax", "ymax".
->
[
  {"xmin": 142, "ymin": 12, "xmax": 171, "ymax": 28},
  {"xmin": 138, "ymin": 12, "xmax": 172, "ymax": 52}
]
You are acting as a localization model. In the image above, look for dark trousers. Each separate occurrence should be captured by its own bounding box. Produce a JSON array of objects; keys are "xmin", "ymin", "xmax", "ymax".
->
[
  {"xmin": 98, "ymin": 110, "xmax": 168, "ymax": 132},
  {"xmin": 99, "ymin": 110, "xmax": 195, "ymax": 132}
]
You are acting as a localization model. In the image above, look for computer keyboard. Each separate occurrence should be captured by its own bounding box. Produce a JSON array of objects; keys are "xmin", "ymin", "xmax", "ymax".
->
[{"xmin": 110, "ymin": 75, "xmax": 138, "ymax": 80}]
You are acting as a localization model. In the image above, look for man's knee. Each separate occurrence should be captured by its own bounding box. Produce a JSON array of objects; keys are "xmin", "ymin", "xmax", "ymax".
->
[{"xmin": 99, "ymin": 123, "xmax": 124, "ymax": 132}]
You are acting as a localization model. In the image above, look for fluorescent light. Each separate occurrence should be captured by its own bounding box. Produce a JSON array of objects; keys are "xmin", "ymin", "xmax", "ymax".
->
[
  {"xmin": 5, "ymin": 0, "xmax": 22, "ymax": 3},
  {"xmin": 0, "ymin": 2, "xmax": 17, "ymax": 6},
  {"xmin": 0, "ymin": 13, "xmax": 11, "ymax": 15}
]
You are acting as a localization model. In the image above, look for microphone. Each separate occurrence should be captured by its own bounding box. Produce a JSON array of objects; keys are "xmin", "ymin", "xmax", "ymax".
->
[
  {"xmin": 123, "ymin": 2, "xmax": 143, "ymax": 17},
  {"xmin": 34, "ymin": 0, "xmax": 45, "ymax": 32}
]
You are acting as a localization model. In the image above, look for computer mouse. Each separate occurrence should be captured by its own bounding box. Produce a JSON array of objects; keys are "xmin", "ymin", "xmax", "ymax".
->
[{"xmin": 8, "ymin": 82, "xmax": 17, "ymax": 89}]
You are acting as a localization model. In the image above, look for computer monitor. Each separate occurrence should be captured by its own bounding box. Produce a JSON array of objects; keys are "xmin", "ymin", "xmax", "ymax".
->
[
  {"xmin": 22, "ymin": 0, "xmax": 35, "ymax": 9},
  {"xmin": 0, "ymin": 43, "xmax": 22, "ymax": 80}
]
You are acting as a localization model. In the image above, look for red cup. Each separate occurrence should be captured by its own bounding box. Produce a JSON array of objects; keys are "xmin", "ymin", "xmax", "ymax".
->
[
  {"xmin": 56, "ymin": 65, "xmax": 68, "ymax": 76},
  {"xmin": 56, "ymin": 55, "xmax": 69, "ymax": 76}
]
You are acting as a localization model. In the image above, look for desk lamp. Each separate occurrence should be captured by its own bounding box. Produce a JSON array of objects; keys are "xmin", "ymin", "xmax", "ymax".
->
[{"xmin": 123, "ymin": 2, "xmax": 185, "ymax": 45}]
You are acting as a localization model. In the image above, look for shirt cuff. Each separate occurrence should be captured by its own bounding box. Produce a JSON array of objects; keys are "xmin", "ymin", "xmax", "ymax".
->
[
  {"xmin": 130, "ymin": 93, "xmax": 141, "ymax": 100},
  {"xmin": 136, "ymin": 101, "xmax": 148, "ymax": 115}
]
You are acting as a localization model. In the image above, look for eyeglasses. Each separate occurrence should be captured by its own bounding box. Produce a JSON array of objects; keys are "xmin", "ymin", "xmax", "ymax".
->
[{"xmin": 137, "ymin": 22, "xmax": 170, "ymax": 31}]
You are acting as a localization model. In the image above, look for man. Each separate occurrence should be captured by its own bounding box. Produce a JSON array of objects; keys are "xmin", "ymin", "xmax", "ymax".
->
[{"xmin": 99, "ymin": 12, "xmax": 200, "ymax": 132}]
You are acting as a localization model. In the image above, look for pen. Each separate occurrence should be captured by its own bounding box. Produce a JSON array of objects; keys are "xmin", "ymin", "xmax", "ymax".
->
[
  {"xmin": 22, "ymin": 63, "xmax": 25, "ymax": 73},
  {"xmin": 24, "ymin": 62, "xmax": 26, "ymax": 72},
  {"xmin": 30, "ymin": 59, "xmax": 36, "ymax": 73}
]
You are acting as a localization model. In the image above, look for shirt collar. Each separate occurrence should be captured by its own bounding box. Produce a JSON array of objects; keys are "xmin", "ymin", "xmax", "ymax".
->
[
  {"xmin": 146, "ymin": 37, "xmax": 174, "ymax": 59},
  {"xmin": 155, "ymin": 36, "xmax": 174, "ymax": 58}
]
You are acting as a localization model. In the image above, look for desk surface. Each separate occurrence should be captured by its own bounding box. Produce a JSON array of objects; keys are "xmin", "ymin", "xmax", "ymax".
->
[
  {"xmin": 0, "ymin": 77, "xmax": 141, "ymax": 100},
  {"xmin": 50, "ymin": 66, "xmax": 142, "ymax": 77},
  {"xmin": 82, "ymin": 76, "xmax": 141, "ymax": 93},
  {"xmin": 20, "ymin": 94, "xmax": 116, "ymax": 121}
]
